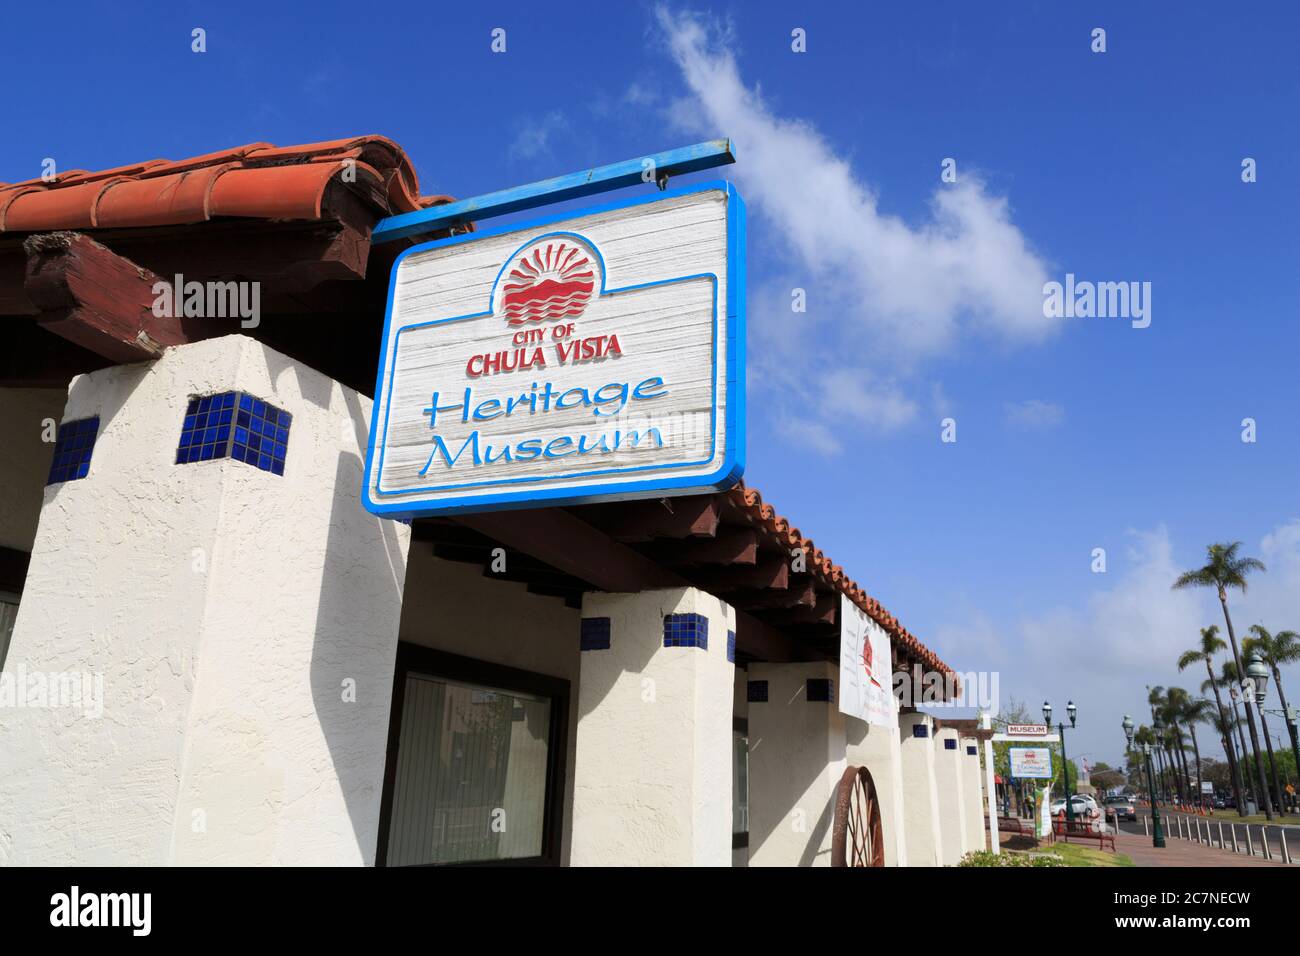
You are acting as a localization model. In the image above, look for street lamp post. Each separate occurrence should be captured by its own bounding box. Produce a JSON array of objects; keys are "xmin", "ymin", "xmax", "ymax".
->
[
  {"xmin": 1287, "ymin": 707, "xmax": 1300, "ymax": 814},
  {"xmin": 1247, "ymin": 654, "xmax": 1285, "ymax": 815},
  {"xmin": 1124, "ymin": 715, "xmax": 1165, "ymax": 849},
  {"xmin": 1045, "ymin": 700, "xmax": 1078, "ymax": 823},
  {"xmin": 1159, "ymin": 712, "xmax": 1170, "ymax": 806}
]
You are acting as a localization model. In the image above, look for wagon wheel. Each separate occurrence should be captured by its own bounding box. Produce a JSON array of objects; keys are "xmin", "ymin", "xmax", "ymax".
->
[{"xmin": 831, "ymin": 765, "xmax": 885, "ymax": 867}]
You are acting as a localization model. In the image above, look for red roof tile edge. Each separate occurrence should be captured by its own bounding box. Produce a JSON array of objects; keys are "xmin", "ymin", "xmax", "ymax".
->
[
  {"xmin": 0, "ymin": 135, "xmax": 453, "ymax": 234},
  {"xmin": 727, "ymin": 481, "xmax": 958, "ymax": 686}
]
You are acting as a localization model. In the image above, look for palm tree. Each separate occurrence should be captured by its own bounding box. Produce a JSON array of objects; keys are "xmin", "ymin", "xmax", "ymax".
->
[
  {"xmin": 1180, "ymin": 625, "xmax": 1246, "ymax": 814},
  {"xmin": 1219, "ymin": 660, "xmax": 1255, "ymax": 795},
  {"xmin": 1181, "ymin": 697, "xmax": 1214, "ymax": 805},
  {"xmin": 1147, "ymin": 686, "xmax": 1175, "ymax": 802},
  {"xmin": 1164, "ymin": 688, "xmax": 1196, "ymax": 802},
  {"xmin": 1173, "ymin": 542, "xmax": 1273, "ymax": 819},
  {"xmin": 1244, "ymin": 625, "xmax": 1300, "ymax": 804},
  {"xmin": 1209, "ymin": 708, "xmax": 1248, "ymax": 805}
]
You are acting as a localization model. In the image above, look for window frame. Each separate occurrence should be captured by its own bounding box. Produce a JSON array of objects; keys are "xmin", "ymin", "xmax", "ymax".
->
[
  {"xmin": 376, "ymin": 642, "xmax": 570, "ymax": 867},
  {"xmin": 732, "ymin": 716, "xmax": 749, "ymax": 850},
  {"xmin": 0, "ymin": 546, "xmax": 29, "ymax": 595},
  {"xmin": 0, "ymin": 546, "xmax": 29, "ymax": 672}
]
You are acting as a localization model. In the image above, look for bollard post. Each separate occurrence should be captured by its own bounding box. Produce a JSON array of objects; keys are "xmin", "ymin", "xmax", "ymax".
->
[
  {"xmin": 1247, "ymin": 826, "xmax": 1255, "ymax": 857},
  {"xmin": 1218, "ymin": 821, "xmax": 1225, "ymax": 849},
  {"xmin": 1282, "ymin": 829, "xmax": 1291, "ymax": 865},
  {"xmin": 1232, "ymin": 824, "xmax": 1239, "ymax": 854},
  {"xmin": 1263, "ymin": 827, "xmax": 1272, "ymax": 861},
  {"xmin": 1144, "ymin": 815, "xmax": 1149, "ymax": 837}
]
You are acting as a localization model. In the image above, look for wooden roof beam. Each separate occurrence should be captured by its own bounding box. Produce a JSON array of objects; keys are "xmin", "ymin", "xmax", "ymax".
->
[
  {"xmin": 691, "ymin": 555, "xmax": 789, "ymax": 592},
  {"xmin": 726, "ymin": 575, "xmax": 818, "ymax": 611},
  {"xmin": 455, "ymin": 506, "xmax": 820, "ymax": 662},
  {"xmin": 763, "ymin": 591, "xmax": 838, "ymax": 626},
  {"xmin": 643, "ymin": 527, "xmax": 759, "ymax": 567},
  {"xmin": 580, "ymin": 495, "xmax": 720, "ymax": 543},
  {"xmin": 23, "ymin": 232, "xmax": 201, "ymax": 363}
]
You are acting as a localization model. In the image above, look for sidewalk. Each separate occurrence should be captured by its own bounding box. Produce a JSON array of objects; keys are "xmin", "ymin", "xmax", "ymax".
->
[{"xmin": 1114, "ymin": 829, "xmax": 1287, "ymax": 867}]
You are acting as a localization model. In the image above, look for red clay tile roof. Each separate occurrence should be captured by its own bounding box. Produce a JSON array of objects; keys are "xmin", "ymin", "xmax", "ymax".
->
[
  {"xmin": 727, "ymin": 481, "xmax": 957, "ymax": 684},
  {"xmin": 0, "ymin": 135, "xmax": 454, "ymax": 233}
]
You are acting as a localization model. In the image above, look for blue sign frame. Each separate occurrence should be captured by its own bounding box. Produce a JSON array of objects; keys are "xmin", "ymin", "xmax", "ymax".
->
[{"xmin": 362, "ymin": 179, "xmax": 746, "ymax": 519}]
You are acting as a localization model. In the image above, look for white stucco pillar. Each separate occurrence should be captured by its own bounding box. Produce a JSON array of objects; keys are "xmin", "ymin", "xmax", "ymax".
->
[
  {"xmin": 846, "ymin": 716, "xmax": 907, "ymax": 866},
  {"xmin": 934, "ymin": 726, "xmax": 968, "ymax": 865},
  {"xmin": 571, "ymin": 587, "xmax": 735, "ymax": 866},
  {"xmin": 746, "ymin": 660, "xmax": 846, "ymax": 867},
  {"xmin": 0, "ymin": 335, "xmax": 410, "ymax": 865},
  {"xmin": 899, "ymin": 711, "xmax": 943, "ymax": 866},
  {"xmin": 984, "ymin": 737, "xmax": 1001, "ymax": 855},
  {"xmin": 960, "ymin": 736, "xmax": 986, "ymax": 853}
]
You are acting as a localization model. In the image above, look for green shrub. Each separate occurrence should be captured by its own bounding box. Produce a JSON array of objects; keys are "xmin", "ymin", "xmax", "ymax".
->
[{"xmin": 957, "ymin": 850, "xmax": 1064, "ymax": 867}]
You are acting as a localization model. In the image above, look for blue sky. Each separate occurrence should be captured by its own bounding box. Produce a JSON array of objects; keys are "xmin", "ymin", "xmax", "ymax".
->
[{"xmin": 7, "ymin": 1, "xmax": 1300, "ymax": 769}]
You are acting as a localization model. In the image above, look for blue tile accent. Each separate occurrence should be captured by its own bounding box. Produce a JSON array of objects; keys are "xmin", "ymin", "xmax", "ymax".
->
[
  {"xmin": 176, "ymin": 391, "xmax": 291, "ymax": 475},
  {"xmin": 944, "ymin": 738, "xmax": 957, "ymax": 750},
  {"xmin": 580, "ymin": 617, "xmax": 611, "ymax": 651},
  {"xmin": 912, "ymin": 724, "xmax": 929, "ymax": 738},
  {"xmin": 46, "ymin": 416, "xmax": 100, "ymax": 485},
  {"xmin": 967, "ymin": 745, "xmax": 978, "ymax": 756},
  {"xmin": 747, "ymin": 680, "xmax": 768, "ymax": 703},
  {"xmin": 726, "ymin": 629, "xmax": 736, "ymax": 663},
  {"xmin": 807, "ymin": 678, "xmax": 834, "ymax": 702},
  {"xmin": 663, "ymin": 612, "xmax": 708, "ymax": 650}
]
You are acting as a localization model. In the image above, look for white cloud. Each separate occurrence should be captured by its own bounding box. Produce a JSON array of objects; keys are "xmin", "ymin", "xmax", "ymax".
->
[
  {"xmin": 509, "ymin": 110, "xmax": 568, "ymax": 160},
  {"xmin": 1003, "ymin": 399, "xmax": 1065, "ymax": 430},
  {"xmin": 653, "ymin": 8, "xmax": 1054, "ymax": 452},
  {"xmin": 774, "ymin": 413, "xmax": 843, "ymax": 456},
  {"xmin": 656, "ymin": 8, "xmax": 1050, "ymax": 352}
]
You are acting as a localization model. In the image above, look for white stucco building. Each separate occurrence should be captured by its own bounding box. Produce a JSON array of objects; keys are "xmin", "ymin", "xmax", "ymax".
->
[{"xmin": 0, "ymin": 136, "xmax": 988, "ymax": 867}]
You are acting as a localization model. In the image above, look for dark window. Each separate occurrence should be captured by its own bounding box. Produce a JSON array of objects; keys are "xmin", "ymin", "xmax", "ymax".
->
[
  {"xmin": 663, "ymin": 612, "xmax": 708, "ymax": 649},
  {"xmin": 747, "ymin": 680, "xmax": 768, "ymax": 703},
  {"xmin": 377, "ymin": 644, "xmax": 568, "ymax": 866},
  {"xmin": 0, "ymin": 590, "xmax": 18, "ymax": 671},
  {"xmin": 944, "ymin": 738, "xmax": 957, "ymax": 750},
  {"xmin": 580, "ymin": 617, "xmax": 610, "ymax": 651},
  {"xmin": 47, "ymin": 416, "xmax": 99, "ymax": 485},
  {"xmin": 0, "ymin": 545, "xmax": 30, "ymax": 671},
  {"xmin": 176, "ymin": 392, "xmax": 291, "ymax": 475},
  {"xmin": 807, "ymin": 678, "xmax": 834, "ymax": 702}
]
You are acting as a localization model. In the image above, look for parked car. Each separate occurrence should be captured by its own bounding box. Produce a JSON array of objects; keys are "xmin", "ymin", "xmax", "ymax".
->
[
  {"xmin": 1050, "ymin": 795, "xmax": 1099, "ymax": 817},
  {"xmin": 1105, "ymin": 796, "xmax": 1137, "ymax": 821}
]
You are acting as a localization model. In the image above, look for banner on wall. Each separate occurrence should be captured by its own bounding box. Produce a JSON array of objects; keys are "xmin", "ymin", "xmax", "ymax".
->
[{"xmin": 839, "ymin": 595, "xmax": 896, "ymax": 728}]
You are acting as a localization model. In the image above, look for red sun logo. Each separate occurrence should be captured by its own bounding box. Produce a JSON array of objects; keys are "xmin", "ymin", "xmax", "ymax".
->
[{"xmin": 500, "ymin": 241, "xmax": 596, "ymax": 325}]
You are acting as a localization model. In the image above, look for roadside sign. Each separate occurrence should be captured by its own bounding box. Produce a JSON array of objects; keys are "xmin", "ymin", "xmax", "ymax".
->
[{"xmin": 1009, "ymin": 747, "xmax": 1053, "ymax": 779}]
